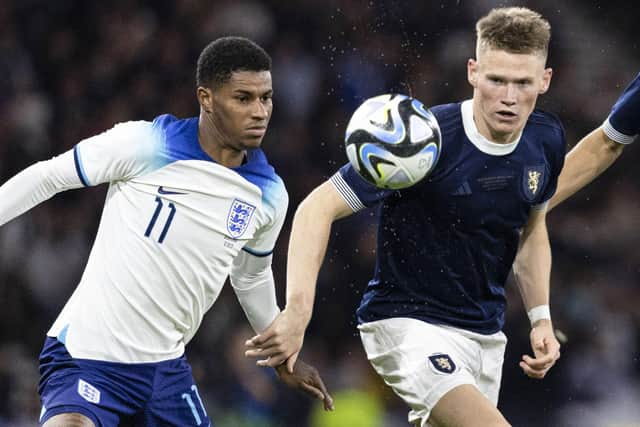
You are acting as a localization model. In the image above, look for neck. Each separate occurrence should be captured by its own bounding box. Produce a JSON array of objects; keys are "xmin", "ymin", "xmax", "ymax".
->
[{"xmin": 198, "ymin": 110, "xmax": 246, "ymax": 168}]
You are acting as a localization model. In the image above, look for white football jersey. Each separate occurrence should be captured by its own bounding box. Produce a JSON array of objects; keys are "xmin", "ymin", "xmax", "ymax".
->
[{"xmin": 44, "ymin": 115, "xmax": 288, "ymax": 362}]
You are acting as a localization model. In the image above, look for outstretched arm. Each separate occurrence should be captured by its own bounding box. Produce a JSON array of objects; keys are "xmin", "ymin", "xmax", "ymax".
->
[
  {"xmin": 548, "ymin": 128, "xmax": 623, "ymax": 211},
  {"xmin": 0, "ymin": 151, "xmax": 84, "ymax": 226},
  {"xmin": 512, "ymin": 207, "xmax": 561, "ymax": 379},
  {"xmin": 549, "ymin": 72, "xmax": 639, "ymax": 211},
  {"xmin": 245, "ymin": 179, "xmax": 353, "ymax": 371}
]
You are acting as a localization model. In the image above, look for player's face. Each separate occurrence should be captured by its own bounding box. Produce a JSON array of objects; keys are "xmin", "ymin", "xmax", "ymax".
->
[
  {"xmin": 467, "ymin": 48, "xmax": 552, "ymax": 144},
  {"xmin": 204, "ymin": 70, "xmax": 274, "ymax": 150}
]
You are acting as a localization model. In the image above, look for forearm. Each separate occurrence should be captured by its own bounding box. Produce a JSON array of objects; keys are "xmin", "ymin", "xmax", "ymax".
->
[
  {"xmin": 285, "ymin": 199, "xmax": 332, "ymax": 326},
  {"xmin": 0, "ymin": 151, "xmax": 82, "ymax": 226},
  {"xmin": 285, "ymin": 181, "xmax": 351, "ymax": 326},
  {"xmin": 513, "ymin": 216, "xmax": 551, "ymax": 312},
  {"xmin": 231, "ymin": 253, "xmax": 280, "ymax": 333},
  {"xmin": 549, "ymin": 128, "xmax": 624, "ymax": 211}
]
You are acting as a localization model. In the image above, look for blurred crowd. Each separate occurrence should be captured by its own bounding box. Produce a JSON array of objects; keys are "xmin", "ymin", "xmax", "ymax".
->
[{"xmin": 1, "ymin": 1, "xmax": 638, "ymax": 426}]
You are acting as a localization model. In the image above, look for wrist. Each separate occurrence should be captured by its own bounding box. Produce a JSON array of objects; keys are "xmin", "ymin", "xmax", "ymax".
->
[
  {"xmin": 285, "ymin": 296, "xmax": 313, "ymax": 324},
  {"xmin": 527, "ymin": 304, "xmax": 551, "ymax": 327}
]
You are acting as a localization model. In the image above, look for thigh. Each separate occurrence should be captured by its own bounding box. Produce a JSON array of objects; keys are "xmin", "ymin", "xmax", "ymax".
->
[
  {"xmin": 38, "ymin": 338, "xmax": 147, "ymax": 427},
  {"xmin": 43, "ymin": 412, "xmax": 96, "ymax": 427},
  {"xmin": 428, "ymin": 384, "xmax": 510, "ymax": 427},
  {"xmin": 141, "ymin": 358, "xmax": 211, "ymax": 427},
  {"xmin": 476, "ymin": 332, "xmax": 507, "ymax": 406},
  {"xmin": 359, "ymin": 318, "xmax": 481, "ymax": 426}
]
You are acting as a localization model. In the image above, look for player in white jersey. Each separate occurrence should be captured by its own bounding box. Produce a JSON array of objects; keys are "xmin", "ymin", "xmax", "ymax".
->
[{"xmin": 0, "ymin": 36, "xmax": 333, "ymax": 426}]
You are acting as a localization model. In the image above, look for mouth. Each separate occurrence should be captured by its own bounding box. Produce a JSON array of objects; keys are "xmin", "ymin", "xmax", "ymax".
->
[
  {"xmin": 495, "ymin": 110, "xmax": 518, "ymax": 122},
  {"xmin": 245, "ymin": 126, "xmax": 267, "ymax": 137}
]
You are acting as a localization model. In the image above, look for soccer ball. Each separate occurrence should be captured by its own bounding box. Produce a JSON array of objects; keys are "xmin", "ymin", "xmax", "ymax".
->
[{"xmin": 345, "ymin": 94, "xmax": 441, "ymax": 189}]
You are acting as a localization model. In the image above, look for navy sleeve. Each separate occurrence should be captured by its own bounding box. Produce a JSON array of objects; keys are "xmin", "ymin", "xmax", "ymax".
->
[
  {"xmin": 330, "ymin": 163, "xmax": 394, "ymax": 211},
  {"xmin": 603, "ymin": 73, "xmax": 640, "ymax": 144},
  {"xmin": 539, "ymin": 122, "xmax": 567, "ymax": 204}
]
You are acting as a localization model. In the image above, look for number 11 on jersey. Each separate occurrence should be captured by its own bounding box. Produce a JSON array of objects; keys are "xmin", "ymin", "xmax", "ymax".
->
[{"xmin": 145, "ymin": 196, "xmax": 176, "ymax": 243}]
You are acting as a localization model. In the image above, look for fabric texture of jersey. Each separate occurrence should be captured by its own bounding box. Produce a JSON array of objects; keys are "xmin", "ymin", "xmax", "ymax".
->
[
  {"xmin": 603, "ymin": 72, "xmax": 639, "ymax": 144},
  {"xmin": 47, "ymin": 114, "xmax": 288, "ymax": 362},
  {"xmin": 38, "ymin": 337, "xmax": 211, "ymax": 427},
  {"xmin": 332, "ymin": 100, "xmax": 565, "ymax": 334}
]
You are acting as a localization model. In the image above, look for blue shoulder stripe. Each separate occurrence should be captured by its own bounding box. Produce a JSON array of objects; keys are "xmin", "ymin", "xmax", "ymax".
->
[
  {"xmin": 73, "ymin": 145, "xmax": 91, "ymax": 187},
  {"xmin": 242, "ymin": 246, "xmax": 273, "ymax": 257}
]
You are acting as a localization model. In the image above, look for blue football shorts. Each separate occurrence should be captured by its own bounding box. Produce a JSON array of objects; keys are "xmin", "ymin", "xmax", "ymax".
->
[{"xmin": 38, "ymin": 337, "xmax": 212, "ymax": 427}]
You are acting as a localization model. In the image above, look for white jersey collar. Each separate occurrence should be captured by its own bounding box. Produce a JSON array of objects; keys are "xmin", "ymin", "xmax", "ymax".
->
[{"xmin": 461, "ymin": 99, "xmax": 521, "ymax": 156}]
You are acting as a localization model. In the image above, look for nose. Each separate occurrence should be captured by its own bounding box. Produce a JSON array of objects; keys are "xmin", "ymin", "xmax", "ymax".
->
[
  {"xmin": 252, "ymin": 99, "xmax": 269, "ymax": 119},
  {"xmin": 502, "ymin": 83, "xmax": 517, "ymax": 106}
]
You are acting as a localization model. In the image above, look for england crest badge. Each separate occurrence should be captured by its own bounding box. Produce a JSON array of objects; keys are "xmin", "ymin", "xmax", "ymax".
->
[
  {"xmin": 227, "ymin": 199, "xmax": 256, "ymax": 238},
  {"xmin": 522, "ymin": 165, "xmax": 545, "ymax": 201}
]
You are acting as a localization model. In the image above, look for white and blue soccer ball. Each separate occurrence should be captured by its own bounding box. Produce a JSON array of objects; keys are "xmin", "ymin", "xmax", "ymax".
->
[{"xmin": 345, "ymin": 94, "xmax": 442, "ymax": 190}]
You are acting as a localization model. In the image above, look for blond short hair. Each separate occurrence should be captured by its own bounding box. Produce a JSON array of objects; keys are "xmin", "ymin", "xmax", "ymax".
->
[{"xmin": 476, "ymin": 7, "xmax": 551, "ymax": 57}]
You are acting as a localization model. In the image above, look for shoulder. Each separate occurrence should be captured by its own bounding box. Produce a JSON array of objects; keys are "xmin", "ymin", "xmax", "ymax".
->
[
  {"xmin": 525, "ymin": 109, "xmax": 566, "ymax": 150},
  {"xmin": 151, "ymin": 114, "xmax": 197, "ymax": 139},
  {"xmin": 430, "ymin": 102, "xmax": 463, "ymax": 128},
  {"xmin": 238, "ymin": 149, "xmax": 288, "ymax": 210}
]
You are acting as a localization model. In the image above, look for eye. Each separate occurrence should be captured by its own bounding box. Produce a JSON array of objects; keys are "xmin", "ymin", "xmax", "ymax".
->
[
  {"xmin": 489, "ymin": 77, "xmax": 504, "ymax": 84},
  {"xmin": 236, "ymin": 95, "xmax": 249, "ymax": 103},
  {"xmin": 261, "ymin": 94, "xmax": 273, "ymax": 102}
]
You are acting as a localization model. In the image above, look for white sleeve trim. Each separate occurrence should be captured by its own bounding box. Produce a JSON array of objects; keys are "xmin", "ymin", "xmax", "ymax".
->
[
  {"xmin": 230, "ymin": 251, "xmax": 280, "ymax": 333},
  {"xmin": 330, "ymin": 172, "xmax": 366, "ymax": 212},
  {"xmin": 603, "ymin": 117, "xmax": 637, "ymax": 145},
  {"xmin": 0, "ymin": 150, "xmax": 84, "ymax": 227}
]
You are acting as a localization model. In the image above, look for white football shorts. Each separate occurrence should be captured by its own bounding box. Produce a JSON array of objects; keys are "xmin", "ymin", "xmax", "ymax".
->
[{"xmin": 358, "ymin": 317, "xmax": 507, "ymax": 427}]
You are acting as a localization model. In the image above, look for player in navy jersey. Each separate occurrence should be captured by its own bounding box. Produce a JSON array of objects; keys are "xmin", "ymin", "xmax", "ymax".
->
[
  {"xmin": 246, "ymin": 8, "xmax": 563, "ymax": 427},
  {"xmin": 0, "ymin": 37, "xmax": 333, "ymax": 427},
  {"xmin": 549, "ymin": 72, "xmax": 638, "ymax": 210}
]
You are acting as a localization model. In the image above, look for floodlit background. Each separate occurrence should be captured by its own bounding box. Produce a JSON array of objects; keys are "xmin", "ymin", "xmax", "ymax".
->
[{"xmin": 0, "ymin": 1, "xmax": 638, "ymax": 426}]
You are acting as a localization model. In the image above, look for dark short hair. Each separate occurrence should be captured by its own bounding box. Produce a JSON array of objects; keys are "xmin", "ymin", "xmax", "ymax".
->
[{"xmin": 196, "ymin": 36, "xmax": 271, "ymax": 88}]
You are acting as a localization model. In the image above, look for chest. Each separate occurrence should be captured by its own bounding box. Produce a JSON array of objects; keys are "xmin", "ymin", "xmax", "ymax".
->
[{"xmin": 414, "ymin": 145, "xmax": 551, "ymax": 231}]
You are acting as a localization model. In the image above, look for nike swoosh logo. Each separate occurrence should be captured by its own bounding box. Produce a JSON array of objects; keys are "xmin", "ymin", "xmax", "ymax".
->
[{"xmin": 158, "ymin": 186, "xmax": 187, "ymax": 195}]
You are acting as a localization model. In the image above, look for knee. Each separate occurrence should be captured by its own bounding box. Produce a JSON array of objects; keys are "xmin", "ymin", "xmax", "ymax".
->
[{"xmin": 43, "ymin": 412, "xmax": 96, "ymax": 427}]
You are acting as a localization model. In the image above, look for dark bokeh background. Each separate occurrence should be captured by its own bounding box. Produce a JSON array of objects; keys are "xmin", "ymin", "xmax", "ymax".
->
[{"xmin": 1, "ymin": 1, "xmax": 638, "ymax": 426}]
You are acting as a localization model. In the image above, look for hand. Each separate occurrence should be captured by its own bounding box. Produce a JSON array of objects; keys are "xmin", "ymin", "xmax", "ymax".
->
[
  {"xmin": 275, "ymin": 359, "xmax": 334, "ymax": 411},
  {"xmin": 245, "ymin": 307, "xmax": 308, "ymax": 372},
  {"xmin": 520, "ymin": 319, "xmax": 561, "ymax": 379}
]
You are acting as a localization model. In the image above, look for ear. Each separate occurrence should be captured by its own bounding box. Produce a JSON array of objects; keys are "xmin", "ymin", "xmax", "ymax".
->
[
  {"xmin": 539, "ymin": 67, "xmax": 553, "ymax": 94},
  {"xmin": 197, "ymin": 86, "xmax": 213, "ymax": 113},
  {"xmin": 467, "ymin": 58, "xmax": 478, "ymax": 88}
]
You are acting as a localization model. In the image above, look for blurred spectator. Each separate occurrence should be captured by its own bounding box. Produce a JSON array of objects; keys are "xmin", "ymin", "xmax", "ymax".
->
[{"xmin": 0, "ymin": 1, "xmax": 638, "ymax": 426}]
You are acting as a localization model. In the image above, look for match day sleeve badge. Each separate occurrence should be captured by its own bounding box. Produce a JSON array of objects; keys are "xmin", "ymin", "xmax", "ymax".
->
[
  {"xmin": 428, "ymin": 353, "xmax": 457, "ymax": 375},
  {"xmin": 522, "ymin": 165, "xmax": 545, "ymax": 201},
  {"xmin": 227, "ymin": 199, "xmax": 256, "ymax": 238}
]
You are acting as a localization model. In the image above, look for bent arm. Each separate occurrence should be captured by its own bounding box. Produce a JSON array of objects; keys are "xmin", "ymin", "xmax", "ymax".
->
[
  {"xmin": 548, "ymin": 128, "xmax": 624, "ymax": 211},
  {"xmin": 230, "ymin": 252, "xmax": 280, "ymax": 333},
  {"xmin": 512, "ymin": 208, "xmax": 551, "ymax": 316},
  {"xmin": 0, "ymin": 150, "xmax": 83, "ymax": 226},
  {"xmin": 285, "ymin": 180, "xmax": 354, "ymax": 328}
]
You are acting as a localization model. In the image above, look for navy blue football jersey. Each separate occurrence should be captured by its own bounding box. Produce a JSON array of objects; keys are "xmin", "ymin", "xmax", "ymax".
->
[{"xmin": 332, "ymin": 100, "xmax": 566, "ymax": 334}]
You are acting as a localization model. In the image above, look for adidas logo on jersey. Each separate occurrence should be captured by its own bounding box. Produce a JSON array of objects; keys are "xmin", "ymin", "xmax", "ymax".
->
[
  {"xmin": 451, "ymin": 181, "xmax": 472, "ymax": 196},
  {"xmin": 77, "ymin": 379, "xmax": 101, "ymax": 404}
]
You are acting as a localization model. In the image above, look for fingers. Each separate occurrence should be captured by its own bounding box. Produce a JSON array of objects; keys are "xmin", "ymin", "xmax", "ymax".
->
[
  {"xmin": 520, "ymin": 348, "xmax": 561, "ymax": 379},
  {"xmin": 302, "ymin": 371, "xmax": 334, "ymax": 411},
  {"xmin": 286, "ymin": 352, "xmax": 299, "ymax": 374},
  {"xmin": 245, "ymin": 330, "xmax": 274, "ymax": 348}
]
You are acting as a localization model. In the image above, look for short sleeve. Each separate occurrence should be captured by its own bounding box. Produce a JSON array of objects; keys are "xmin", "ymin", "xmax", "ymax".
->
[
  {"xmin": 603, "ymin": 73, "xmax": 640, "ymax": 144},
  {"xmin": 330, "ymin": 163, "xmax": 394, "ymax": 212},
  {"xmin": 73, "ymin": 121, "xmax": 161, "ymax": 186}
]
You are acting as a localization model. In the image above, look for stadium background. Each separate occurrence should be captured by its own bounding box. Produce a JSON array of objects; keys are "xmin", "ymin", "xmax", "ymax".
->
[{"xmin": 0, "ymin": 0, "xmax": 638, "ymax": 426}]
